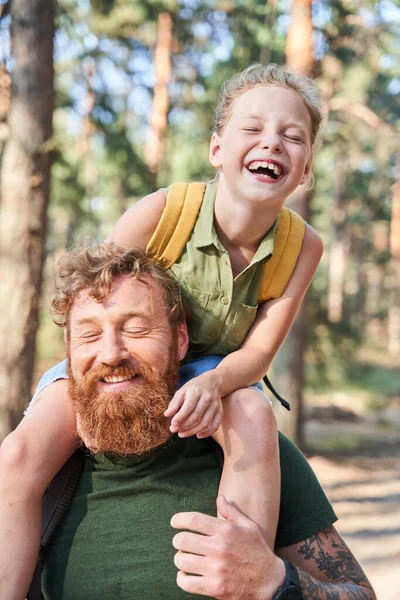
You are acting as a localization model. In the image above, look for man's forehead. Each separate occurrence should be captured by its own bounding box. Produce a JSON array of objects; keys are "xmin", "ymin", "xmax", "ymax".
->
[{"xmin": 69, "ymin": 274, "xmax": 166, "ymax": 321}]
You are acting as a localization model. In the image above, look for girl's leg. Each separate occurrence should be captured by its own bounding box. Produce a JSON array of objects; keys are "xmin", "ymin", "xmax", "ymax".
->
[
  {"xmin": 213, "ymin": 388, "xmax": 280, "ymax": 549},
  {"xmin": 0, "ymin": 379, "xmax": 78, "ymax": 600}
]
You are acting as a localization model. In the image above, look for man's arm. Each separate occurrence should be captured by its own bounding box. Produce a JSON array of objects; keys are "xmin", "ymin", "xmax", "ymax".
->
[
  {"xmin": 171, "ymin": 496, "xmax": 376, "ymax": 600},
  {"xmin": 278, "ymin": 525, "xmax": 376, "ymax": 600}
]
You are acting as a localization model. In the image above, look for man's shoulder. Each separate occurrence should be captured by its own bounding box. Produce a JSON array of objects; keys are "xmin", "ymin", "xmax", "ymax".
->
[{"xmin": 276, "ymin": 432, "xmax": 337, "ymax": 548}]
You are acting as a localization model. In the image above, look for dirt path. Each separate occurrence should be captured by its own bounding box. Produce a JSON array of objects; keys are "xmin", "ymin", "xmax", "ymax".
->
[{"xmin": 308, "ymin": 454, "xmax": 400, "ymax": 600}]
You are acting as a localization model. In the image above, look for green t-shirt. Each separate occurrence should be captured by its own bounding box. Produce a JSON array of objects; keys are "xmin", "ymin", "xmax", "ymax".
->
[
  {"xmin": 42, "ymin": 433, "xmax": 337, "ymax": 600},
  {"xmin": 166, "ymin": 182, "xmax": 280, "ymax": 360}
]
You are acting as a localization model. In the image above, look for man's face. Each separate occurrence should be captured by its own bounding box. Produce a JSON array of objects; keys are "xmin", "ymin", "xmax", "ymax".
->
[{"xmin": 67, "ymin": 274, "xmax": 188, "ymax": 455}]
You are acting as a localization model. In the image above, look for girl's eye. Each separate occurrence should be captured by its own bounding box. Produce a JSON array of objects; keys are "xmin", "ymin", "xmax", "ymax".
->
[
  {"xmin": 242, "ymin": 128, "xmax": 260, "ymax": 132},
  {"xmin": 285, "ymin": 134, "xmax": 303, "ymax": 142}
]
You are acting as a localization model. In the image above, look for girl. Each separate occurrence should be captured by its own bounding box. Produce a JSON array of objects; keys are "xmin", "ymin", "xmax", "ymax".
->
[{"xmin": 0, "ymin": 63, "xmax": 323, "ymax": 599}]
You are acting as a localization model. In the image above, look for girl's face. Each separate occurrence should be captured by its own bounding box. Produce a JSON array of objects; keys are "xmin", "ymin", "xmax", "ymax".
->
[{"xmin": 209, "ymin": 85, "xmax": 313, "ymax": 207}]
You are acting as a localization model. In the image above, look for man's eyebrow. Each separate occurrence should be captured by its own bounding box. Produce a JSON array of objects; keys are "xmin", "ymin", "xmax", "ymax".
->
[
  {"xmin": 74, "ymin": 317, "xmax": 100, "ymax": 327},
  {"xmin": 120, "ymin": 310, "xmax": 149, "ymax": 321}
]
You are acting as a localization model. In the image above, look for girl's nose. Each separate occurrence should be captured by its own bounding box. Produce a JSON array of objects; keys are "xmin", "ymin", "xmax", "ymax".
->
[{"xmin": 260, "ymin": 132, "xmax": 283, "ymax": 153}]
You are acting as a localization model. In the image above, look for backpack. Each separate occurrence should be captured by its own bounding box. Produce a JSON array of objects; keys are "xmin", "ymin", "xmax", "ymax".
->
[
  {"xmin": 27, "ymin": 448, "xmax": 86, "ymax": 600},
  {"xmin": 147, "ymin": 181, "xmax": 304, "ymax": 410},
  {"xmin": 146, "ymin": 182, "xmax": 306, "ymax": 304}
]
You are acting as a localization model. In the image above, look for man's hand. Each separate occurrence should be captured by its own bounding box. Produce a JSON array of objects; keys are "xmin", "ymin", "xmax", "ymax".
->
[
  {"xmin": 164, "ymin": 370, "xmax": 223, "ymax": 438},
  {"xmin": 171, "ymin": 495, "xmax": 285, "ymax": 599}
]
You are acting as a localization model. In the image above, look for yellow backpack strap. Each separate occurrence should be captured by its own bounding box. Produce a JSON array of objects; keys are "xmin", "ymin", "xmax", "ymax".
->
[
  {"xmin": 146, "ymin": 182, "xmax": 206, "ymax": 267},
  {"xmin": 257, "ymin": 207, "xmax": 306, "ymax": 303}
]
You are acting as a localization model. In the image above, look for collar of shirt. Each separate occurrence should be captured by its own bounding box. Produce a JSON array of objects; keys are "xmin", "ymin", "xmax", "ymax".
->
[{"xmin": 193, "ymin": 180, "xmax": 280, "ymax": 266}]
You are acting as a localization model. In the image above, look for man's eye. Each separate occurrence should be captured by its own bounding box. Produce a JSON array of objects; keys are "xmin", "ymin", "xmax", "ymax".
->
[
  {"xmin": 81, "ymin": 332, "xmax": 100, "ymax": 340},
  {"xmin": 124, "ymin": 328, "xmax": 146, "ymax": 335}
]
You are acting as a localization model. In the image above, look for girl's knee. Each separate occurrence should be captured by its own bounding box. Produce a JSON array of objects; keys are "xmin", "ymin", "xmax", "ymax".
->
[
  {"xmin": 0, "ymin": 430, "xmax": 43, "ymax": 496},
  {"xmin": 225, "ymin": 388, "xmax": 276, "ymax": 424},
  {"xmin": 0, "ymin": 431, "xmax": 29, "ymax": 473},
  {"xmin": 223, "ymin": 388, "xmax": 278, "ymax": 450}
]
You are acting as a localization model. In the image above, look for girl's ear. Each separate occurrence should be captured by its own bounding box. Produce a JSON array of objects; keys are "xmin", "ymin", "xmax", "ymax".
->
[
  {"xmin": 209, "ymin": 132, "xmax": 223, "ymax": 168},
  {"xmin": 300, "ymin": 154, "xmax": 313, "ymax": 185}
]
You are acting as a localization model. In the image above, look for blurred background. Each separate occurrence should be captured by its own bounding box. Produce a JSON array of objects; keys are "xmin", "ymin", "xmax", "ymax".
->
[{"xmin": 0, "ymin": 1, "xmax": 399, "ymax": 598}]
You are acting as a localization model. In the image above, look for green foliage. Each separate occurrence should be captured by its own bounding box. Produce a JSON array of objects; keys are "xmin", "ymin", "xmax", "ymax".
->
[{"xmin": 33, "ymin": 0, "xmax": 400, "ymax": 397}]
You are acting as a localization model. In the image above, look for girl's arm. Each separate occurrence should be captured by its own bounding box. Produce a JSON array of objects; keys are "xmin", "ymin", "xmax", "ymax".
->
[
  {"xmin": 215, "ymin": 224, "xmax": 323, "ymax": 396},
  {"xmin": 0, "ymin": 380, "xmax": 78, "ymax": 600},
  {"xmin": 106, "ymin": 189, "xmax": 166, "ymax": 248},
  {"xmin": 168, "ymin": 225, "xmax": 323, "ymax": 435}
]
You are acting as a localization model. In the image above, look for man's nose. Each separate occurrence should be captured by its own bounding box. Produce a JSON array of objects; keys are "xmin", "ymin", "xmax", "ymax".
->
[{"xmin": 98, "ymin": 331, "xmax": 129, "ymax": 365}]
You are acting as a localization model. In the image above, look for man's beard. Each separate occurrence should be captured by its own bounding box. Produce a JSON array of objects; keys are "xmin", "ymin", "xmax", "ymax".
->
[{"xmin": 68, "ymin": 353, "xmax": 179, "ymax": 456}]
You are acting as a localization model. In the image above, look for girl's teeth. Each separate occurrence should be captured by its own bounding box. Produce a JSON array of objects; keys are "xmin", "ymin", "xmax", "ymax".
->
[{"xmin": 249, "ymin": 161, "xmax": 282, "ymax": 176}]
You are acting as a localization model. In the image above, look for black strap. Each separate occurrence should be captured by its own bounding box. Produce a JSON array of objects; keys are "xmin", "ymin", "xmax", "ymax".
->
[
  {"xmin": 28, "ymin": 555, "xmax": 44, "ymax": 600},
  {"xmin": 41, "ymin": 448, "xmax": 86, "ymax": 549},
  {"xmin": 27, "ymin": 448, "xmax": 86, "ymax": 600},
  {"xmin": 263, "ymin": 375, "xmax": 291, "ymax": 411}
]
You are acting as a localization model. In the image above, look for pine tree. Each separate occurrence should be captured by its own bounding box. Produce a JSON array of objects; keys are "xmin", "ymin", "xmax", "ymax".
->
[{"xmin": 0, "ymin": 0, "xmax": 54, "ymax": 439}]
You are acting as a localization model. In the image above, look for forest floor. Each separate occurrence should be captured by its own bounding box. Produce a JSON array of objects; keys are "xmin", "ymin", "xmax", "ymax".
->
[{"xmin": 304, "ymin": 393, "xmax": 400, "ymax": 600}]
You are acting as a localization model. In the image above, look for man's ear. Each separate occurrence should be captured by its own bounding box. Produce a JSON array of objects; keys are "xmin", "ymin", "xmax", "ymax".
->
[
  {"xmin": 300, "ymin": 155, "xmax": 313, "ymax": 185},
  {"xmin": 209, "ymin": 132, "xmax": 223, "ymax": 169},
  {"xmin": 177, "ymin": 322, "xmax": 189, "ymax": 360}
]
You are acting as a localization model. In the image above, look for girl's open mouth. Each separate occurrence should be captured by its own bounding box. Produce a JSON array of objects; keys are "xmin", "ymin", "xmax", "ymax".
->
[{"xmin": 247, "ymin": 160, "xmax": 285, "ymax": 181}]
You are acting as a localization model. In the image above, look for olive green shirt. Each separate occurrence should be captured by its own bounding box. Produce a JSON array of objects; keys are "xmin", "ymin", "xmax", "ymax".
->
[
  {"xmin": 167, "ymin": 183, "xmax": 279, "ymax": 360},
  {"xmin": 42, "ymin": 434, "xmax": 337, "ymax": 600}
]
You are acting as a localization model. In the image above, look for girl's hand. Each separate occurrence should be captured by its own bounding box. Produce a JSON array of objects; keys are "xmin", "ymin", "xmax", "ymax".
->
[{"xmin": 164, "ymin": 371, "xmax": 223, "ymax": 439}]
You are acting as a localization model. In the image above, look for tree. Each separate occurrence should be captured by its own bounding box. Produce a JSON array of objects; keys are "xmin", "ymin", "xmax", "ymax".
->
[
  {"xmin": 0, "ymin": 0, "xmax": 54, "ymax": 440},
  {"xmin": 389, "ymin": 160, "xmax": 400, "ymax": 354},
  {"xmin": 315, "ymin": 0, "xmax": 399, "ymax": 358},
  {"xmin": 273, "ymin": 0, "xmax": 314, "ymax": 447},
  {"xmin": 145, "ymin": 12, "xmax": 174, "ymax": 188},
  {"xmin": 327, "ymin": 151, "xmax": 347, "ymax": 323}
]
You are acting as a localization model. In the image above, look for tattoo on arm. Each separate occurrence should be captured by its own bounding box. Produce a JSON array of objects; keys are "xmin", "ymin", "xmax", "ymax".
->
[{"xmin": 296, "ymin": 526, "xmax": 376, "ymax": 599}]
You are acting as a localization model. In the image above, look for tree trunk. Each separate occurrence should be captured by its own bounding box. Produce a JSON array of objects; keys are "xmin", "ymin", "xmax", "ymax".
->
[
  {"xmin": 353, "ymin": 240, "xmax": 367, "ymax": 330},
  {"xmin": 365, "ymin": 222, "xmax": 389, "ymax": 344},
  {"xmin": 388, "ymin": 177, "xmax": 400, "ymax": 354},
  {"xmin": 327, "ymin": 153, "xmax": 347, "ymax": 323},
  {"xmin": 0, "ymin": 60, "xmax": 11, "ymax": 198},
  {"xmin": 285, "ymin": 0, "xmax": 314, "ymax": 76},
  {"xmin": 0, "ymin": 0, "xmax": 54, "ymax": 440},
  {"xmin": 144, "ymin": 12, "xmax": 174, "ymax": 189},
  {"xmin": 260, "ymin": 0, "xmax": 279, "ymax": 64},
  {"xmin": 273, "ymin": 0, "xmax": 313, "ymax": 447},
  {"xmin": 272, "ymin": 303, "xmax": 307, "ymax": 443},
  {"xmin": 77, "ymin": 62, "xmax": 97, "ymax": 209}
]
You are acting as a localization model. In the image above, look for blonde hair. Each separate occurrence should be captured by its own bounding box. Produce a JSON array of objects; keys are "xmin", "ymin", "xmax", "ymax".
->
[
  {"xmin": 51, "ymin": 242, "xmax": 187, "ymax": 329},
  {"xmin": 214, "ymin": 63, "xmax": 323, "ymax": 148}
]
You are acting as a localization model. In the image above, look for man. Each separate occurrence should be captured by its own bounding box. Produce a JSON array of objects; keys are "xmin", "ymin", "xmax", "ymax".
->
[{"xmin": 29, "ymin": 244, "xmax": 377, "ymax": 599}]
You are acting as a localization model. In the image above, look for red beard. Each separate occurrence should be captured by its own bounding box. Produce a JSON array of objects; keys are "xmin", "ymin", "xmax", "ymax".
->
[{"xmin": 68, "ymin": 359, "xmax": 179, "ymax": 456}]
